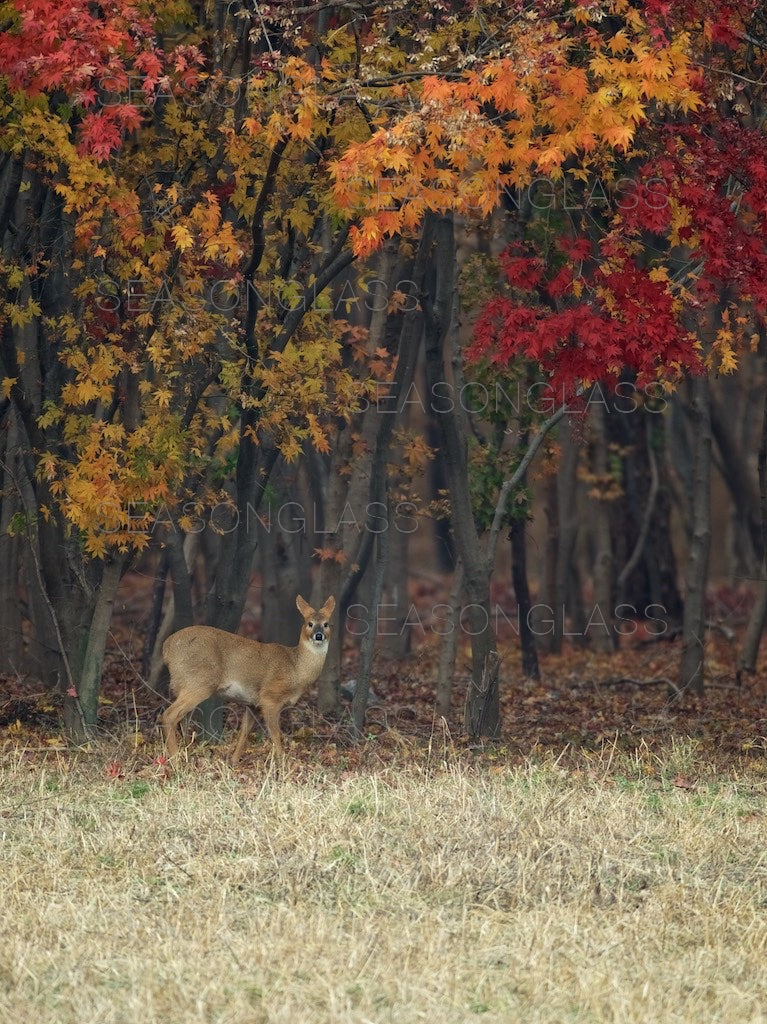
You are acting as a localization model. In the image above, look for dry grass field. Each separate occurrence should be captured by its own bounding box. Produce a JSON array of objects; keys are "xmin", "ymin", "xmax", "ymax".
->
[{"xmin": 1, "ymin": 741, "xmax": 766, "ymax": 1024}]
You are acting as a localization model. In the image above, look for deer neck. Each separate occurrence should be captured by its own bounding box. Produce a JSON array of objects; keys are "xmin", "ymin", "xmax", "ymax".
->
[{"xmin": 291, "ymin": 630, "xmax": 329, "ymax": 681}]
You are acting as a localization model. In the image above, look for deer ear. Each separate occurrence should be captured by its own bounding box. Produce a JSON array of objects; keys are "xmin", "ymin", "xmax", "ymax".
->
[
  {"xmin": 320, "ymin": 596, "xmax": 336, "ymax": 618},
  {"xmin": 296, "ymin": 595, "xmax": 311, "ymax": 617}
]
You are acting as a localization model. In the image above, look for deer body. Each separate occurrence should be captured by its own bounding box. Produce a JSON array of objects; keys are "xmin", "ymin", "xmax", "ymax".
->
[{"xmin": 161, "ymin": 595, "xmax": 335, "ymax": 762}]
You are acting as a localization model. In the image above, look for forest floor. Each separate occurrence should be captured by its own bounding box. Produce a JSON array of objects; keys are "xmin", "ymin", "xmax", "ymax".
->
[
  {"xmin": 2, "ymin": 571, "xmax": 767, "ymax": 1023},
  {"xmin": 1, "ymin": 569, "xmax": 765, "ymax": 767}
]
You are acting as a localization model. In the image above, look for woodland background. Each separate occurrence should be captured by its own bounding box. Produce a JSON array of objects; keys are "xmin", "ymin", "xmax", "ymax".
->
[{"xmin": 1, "ymin": 0, "xmax": 767, "ymax": 755}]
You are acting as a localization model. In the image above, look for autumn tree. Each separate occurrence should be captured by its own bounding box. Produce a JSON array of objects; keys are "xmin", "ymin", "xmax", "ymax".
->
[
  {"xmin": 0, "ymin": 1, "xmax": 368, "ymax": 736},
  {"xmin": 464, "ymin": 0, "xmax": 767, "ymax": 698},
  {"xmin": 2, "ymin": 0, "xmax": 763, "ymax": 746},
  {"xmin": 332, "ymin": 0, "xmax": 704, "ymax": 734}
]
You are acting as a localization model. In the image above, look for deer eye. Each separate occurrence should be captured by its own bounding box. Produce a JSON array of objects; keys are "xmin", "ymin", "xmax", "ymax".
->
[
  {"xmin": 323, "ymin": 622, "xmax": 328, "ymax": 628},
  {"xmin": 308, "ymin": 621, "xmax": 314, "ymax": 628}
]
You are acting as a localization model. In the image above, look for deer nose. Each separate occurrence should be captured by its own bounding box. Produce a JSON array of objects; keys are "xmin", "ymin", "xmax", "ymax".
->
[{"xmin": 314, "ymin": 630, "xmax": 325, "ymax": 642}]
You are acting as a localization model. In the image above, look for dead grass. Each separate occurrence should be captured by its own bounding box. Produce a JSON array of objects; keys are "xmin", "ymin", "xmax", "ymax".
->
[{"xmin": 1, "ymin": 741, "xmax": 767, "ymax": 1024}]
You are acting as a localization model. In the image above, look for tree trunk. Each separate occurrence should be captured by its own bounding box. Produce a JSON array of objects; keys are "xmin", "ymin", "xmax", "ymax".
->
[
  {"xmin": 166, "ymin": 527, "xmax": 195, "ymax": 631},
  {"xmin": 261, "ymin": 466, "xmax": 310, "ymax": 646},
  {"xmin": 589, "ymin": 405, "xmax": 616, "ymax": 652},
  {"xmin": 351, "ymin": 521, "xmax": 389, "ymax": 739},
  {"xmin": 379, "ymin": 514, "xmax": 412, "ymax": 660},
  {"xmin": 19, "ymin": 529, "xmax": 62, "ymax": 688},
  {"xmin": 555, "ymin": 425, "xmax": 585, "ymax": 648},
  {"xmin": 148, "ymin": 532, "xmax": 199, "ymax": 692},
  {"xmin": 342, "ymin": 233, "xmax": 431, "ymax": 708},
  {"xmin": 739, "ymin": 367, "xmax": 767, "ymax": 674},
  {"xmin": 0, "ymin": 412, "xmax": 22, "ymax": 675},
  {"xmin": 427, "ymin": 414, "xmax": 455, "ymax": 571},
  {"xmin": 317, "ymin": 241, "xmax": 402, "ymax": 712},
  {"xmin": 436, "ymin": 559, "xmax": 464, "ymax": 718},
  {"xmin": 740, "ymin": 579, "xmax": 767, "ymax": 675},
  {"xmin": 667, "ymin": 394, "xmax": 693, "ymax": 539},
  {"xmin": 315, "ymin": 432, "xmax": 354, "ymax": 714},
  {"xmin": 205, "ymin": 437, "xmax": 277, "ymax": 632},
  {"xmin": 66, "ymin": 554, "xmax": 126, "ymax": 741},
  {"xmin": 649, "ymin": 422, "xmax": 684, "ymax": 625},
  {"xmin": 510, "ymin": 515, "xmax": 540, "ymax": 680},
  {"xmin": 679, "ymin": 376, "xmax": 712, "ymax": 695},
  {"xmin": 142, "ymin": 551, "xmax": 168, "ymax": 685},
  {"xmin": 709, "ymin": 389, "xmax": 762, "ymax": 568},
  {"xmin": 605, "ymin": 379, "xmax": 683, "ymax": 630},
  {"xmin": 423, "ymin": 213, "xmax": 500, "ymax": 739},
  {"xmin": 567, "ymin": 562, "xmax": 587, "ymax": 643}
]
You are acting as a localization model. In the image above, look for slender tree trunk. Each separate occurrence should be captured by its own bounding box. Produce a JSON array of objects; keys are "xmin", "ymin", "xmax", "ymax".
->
[
  {"xmin": 314, "ymin": 523, "xmax": 346, "ymax": 714},
  {"xmin": 709, "ymin": 389, "xmax": 762, "ymax": 567},
  {"xmin": 0, "ymin": 412, "xmax": 22, "ymax": 674},
  {"xmin": 148, "ymin": 532, "xmax": 199, "ymax": 691},
  {"xmin": 428, "ymin": 415, "xmax": 455, "ymax": 571},
  {"xmin": 638, "ymin": 412, "xmax": 684, "ymax": 626},
  {"xmin": 342, "ymin": 234, "xmax": 430, "ymax": 712},
  {"xmin": 740, "ymin": 579, "xmax": 767, "ymax": 674},
  {"xmin": 590, "ymin": 405, "xmax": 615, "ymax": 652},
  {"xmin": 334, "ymin": 236, "xmax": 430, "ymax": 711},
  {"xmin": 567, "ymin": 563, "xmax": 587, "ymax": 643},
  {"xmin": 317, "ymin": 241, "xmax": 401, "ymax": 712},
  {"xmin": 436, "ymin": 559, "xmax": 464, "ymax": 718},
  {"xmin": 314, "ymin": 468, "xmax": 349, "ymax": 713},
  {"xmin": 380, "ymin": 515, "xmax": 412, "ymax": 659},
  {"xmin": 423, "ymin": 213, "xmax": 500, "ymax": 739},
  {"xmin": 555, "ymin": 424, "xmax": 587, "ymax": 647},
  {"xmin": 380, "ymin": 363, "xmax": 413, "ymax": 660},
  {"xmin": 506, "ymin": 420, "xmax": 539, "ymax": 678},
  {"xmin": 261, "ymin": 467, "xmax": 309, "ymax": 646},
  {"xmin": 679, "ymin": 376, "xmax": 712, "ymax": 695},
  {"xmin": 510, "ymin": 516, "xmax": 540, "ymax": 680},
  {"xmin": 205, "ymin": 438, "xmax": 278, "ymax": 632},
  {"xmin": 536, "ymin": 474, "xmax": 561, "ymax": 651},
  {"xmin": 667, "ymin": 394, "xmax": 693, "ymax": 539},
  {"xmin": 606, "ymin": 381, "xmax": 685, "ymax": 633},
  {"xmin": 351, "ymin": 517, "xmax": 389, "ymax": 738},
  {"xmin": 142, "ymin": 552, "xmax": 168, "ymax": 684},
  {"xmin": 19, "ymin": 523, "xmax": 61, "ymax": 688},
  {"xmin": 33, "ymin": 505, "xmax": 94, "ymax": 732},
  {"xmin": 166, "ymin": 528, "xmax": 195, "ymax": 630},
  {"xmin": 739, "ymin": 369, "xmax": 767, "ymax": 674},
  {"xmin": 67, "ymin": 554, "xmax": 126, "ymax": 741}
]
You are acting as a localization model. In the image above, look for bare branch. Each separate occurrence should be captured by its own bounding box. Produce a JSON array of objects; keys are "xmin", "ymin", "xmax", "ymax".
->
[{"xmin": 485, "ymin": 388, "xmax": 585, "ymax": 574}]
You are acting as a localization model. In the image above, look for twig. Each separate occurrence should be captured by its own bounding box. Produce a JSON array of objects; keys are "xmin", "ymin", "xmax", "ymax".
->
[
  {"xmin": 695, "ymin": 63, "xmax": 767, "ymax": 88},
  {"xmin": 638, "ymin": 621, "xmax": 735, "ymax": 644},
  {"xmin": 571, "ymin": 675, "xmax": 676, "ymax": 691}
]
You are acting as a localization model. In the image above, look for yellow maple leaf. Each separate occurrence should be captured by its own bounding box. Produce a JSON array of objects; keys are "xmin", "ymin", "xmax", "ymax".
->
[
  {"xmin": 171, "ymin": 224, "xmax": 194, "ymax": 251},
  {"xmin": 602, "ymin": 124, "xmax": 634, "ymax": 150},
  {"xmin": 608, "ymin": 31, "xmax": 630, "ymax": 54}
]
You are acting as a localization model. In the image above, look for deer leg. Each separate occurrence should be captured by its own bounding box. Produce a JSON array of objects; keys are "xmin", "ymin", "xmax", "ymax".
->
[
  {"xmin": 230, "ymin": 706, "xmax": 257, "ymax": 765},
  {"xmin": 161, "ymin": 687, "xmax": 208, "ymax": 757},
  {"xmin": 261, "ymin": 700, "xmax": 284, "ymax": 759}
]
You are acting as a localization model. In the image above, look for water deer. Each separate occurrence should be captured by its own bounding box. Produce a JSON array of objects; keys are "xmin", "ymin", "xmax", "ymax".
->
[{"xmin": 161, "ymin": 595, "xmax": 335, "ymax": 763}]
